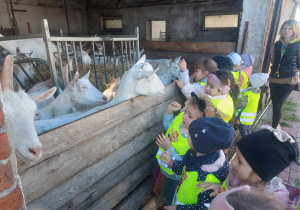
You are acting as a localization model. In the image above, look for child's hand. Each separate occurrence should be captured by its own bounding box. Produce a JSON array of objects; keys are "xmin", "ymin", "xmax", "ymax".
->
[
  {"xmin": 164, "ymin": 205, "xmax": 176, "ymax": 210},
  {"xmin": 160, "ymin": 150, "xmax": 172, "ymax": 164},
  {"xmin": 197, "ymin": 182, "xmax": 222, "ymax": 197},
  {"xmin": 156, "ymin": 133, "xmax": 171, "ymax": 150},
  {"xmin": 166, "ymin": 101, "xmax": 182, "ymax": 115},
  {"xmin": 175, "ymin": 79, "xmax": 185, "ymax": 89},
  {"xmin": 178, "ymin": 59, "xmax": 187, "ymax": 71}
]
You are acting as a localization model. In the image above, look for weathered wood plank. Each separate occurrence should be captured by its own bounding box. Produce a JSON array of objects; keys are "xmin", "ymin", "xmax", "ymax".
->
[
  {"xmin": 30, "ymin": 124, "xmax": 160, "ymax": 210},
  {"xmin": 140, "ymin": 194, "xmax": 163, "ymax": 210},
  {"xmin": 22, "ymin": 94, "xmax": 184, "ymax": 204},
  {"xmin": 114, "ymin": 176, "xmax": 155, "ymax": 210},
  {"xmin": 18, "ymin": 83, "xmax": 180, "ymax": 173},
  {"xmin": 140, "ymin": 41, "xmax": 236, "ymax": 54},
  {"xmin": 87, "ymin": 157, "xmax": 157, "ymax": 209}
]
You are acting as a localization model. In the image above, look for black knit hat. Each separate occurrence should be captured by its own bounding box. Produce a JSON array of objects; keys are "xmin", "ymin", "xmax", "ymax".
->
[
  {"xmin": 213, "ymin": 55, "xmax": 233, "ymax": 71},
  {"xmin": 189, "ymin": 117, "xmax": 235, "ymax": 154},
  {"xmin": 237, "ymin": 127, "xmax": 299, "ymax": 181}
]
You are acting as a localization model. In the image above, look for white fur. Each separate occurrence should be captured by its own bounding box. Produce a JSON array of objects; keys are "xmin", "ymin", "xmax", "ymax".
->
[
  {"xmin": 35, "ymin": 71, "xmax": 107, "ymax": 120},
  {"xmin": 146, "ymin": 56, "xmax": 181, "ymax": 85}
]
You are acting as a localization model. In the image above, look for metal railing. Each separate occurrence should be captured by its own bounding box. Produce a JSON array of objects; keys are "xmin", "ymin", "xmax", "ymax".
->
[{"xmin": 0, "ymin": 19, "xmax": 141, "ymax": 94}]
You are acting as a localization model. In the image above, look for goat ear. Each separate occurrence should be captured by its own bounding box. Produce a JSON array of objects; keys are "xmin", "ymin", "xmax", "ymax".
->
[
  {"xmin": 169, "ymin": 59, "xmax": 173, "ymax": 67},
  {"xmin": 86, "ymin": 48, "xmax": 91, "ymax": 54},
  {"xmin": 174, "ymin": 56, "xmax": 181, "ymax": 64},
  {"xmin": 14, "ymin": 83, "xmax": 21, "ymax": 92},
  {"xmin": 29, "ymin": 51, "xmax": 33, "ymax": 57},
  {"xmin": 136, "ymin": 54, "xmax": 146, "ymax": 64},
  {"xmin": 71, "ymin": 71, "xmax": 79, "ymax": 87},
  {"xmin": 153, "ymin": 68, "xmax": 159, "ymax": 73},
  {"xmin": 33, "ymin": 87, "xmax": 57, "ymax": 104},
  {"xmin": 136, "ymin": 70, "xmax": 154, "ymax": 80},
  {"xmin": 84, "ymin": 70, "xmax": 90, "ymax": 79}
]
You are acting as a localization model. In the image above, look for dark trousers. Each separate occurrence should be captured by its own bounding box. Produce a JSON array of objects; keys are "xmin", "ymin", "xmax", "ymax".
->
[
  {"xmin": 160, "ymin": 176, "xmax": 178, "ymax": 205},
  {"xmin": 239, "ymin": 124, "xmax": 252, "ymax": 138},
  {"xmin": 269, "ymin": 83, "xmax": 296, "ymax": 128}
]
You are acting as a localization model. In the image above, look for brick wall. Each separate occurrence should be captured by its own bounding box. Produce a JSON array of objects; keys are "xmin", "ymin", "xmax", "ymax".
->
[{"xmin": 0, "ymin": 88, "xmax": 26, "ymax": 209}]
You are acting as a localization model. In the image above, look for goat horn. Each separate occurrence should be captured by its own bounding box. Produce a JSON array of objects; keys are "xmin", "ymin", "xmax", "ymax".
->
[{"xmin": 0, "ymin": 55, "xmax": 14, "ymax": 91}]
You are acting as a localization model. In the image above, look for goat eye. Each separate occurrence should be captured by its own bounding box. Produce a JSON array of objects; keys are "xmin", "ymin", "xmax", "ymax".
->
[{"xmin": 81, "ymin": 85, "xmax": 88, "ymax": 89}]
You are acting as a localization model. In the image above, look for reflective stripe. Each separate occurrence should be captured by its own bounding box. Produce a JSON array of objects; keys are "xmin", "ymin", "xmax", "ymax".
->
[
  {"xmin": 240, "ymin": 118, "xmax": 255, "ymax": 123},
  {"xmin": 240, "ymin": 112, "xmax": 257, "ymax": 117}
]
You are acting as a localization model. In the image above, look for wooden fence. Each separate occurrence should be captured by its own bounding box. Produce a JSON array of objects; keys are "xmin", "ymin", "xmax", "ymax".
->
[{"xmin": 17, "ymin": 83, "xmax": 184, "ymax": 209}]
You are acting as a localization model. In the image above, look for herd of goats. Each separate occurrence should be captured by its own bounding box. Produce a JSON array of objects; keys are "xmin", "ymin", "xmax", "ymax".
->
[{"xmin": 0, "ymin": 34, "xmax": 182, "ymax": 163}]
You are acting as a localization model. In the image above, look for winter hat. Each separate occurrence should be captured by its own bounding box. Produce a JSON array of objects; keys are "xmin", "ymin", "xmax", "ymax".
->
[
  {"xmin": 249, "ymin": 73, "xmax": 269, "ymax": 88},
  {"xmin": 189, "ymin": 117, "xmax": 235, "ymax": 154},
  {"xmin": 237, "ymin": 125, "xmax": 299, "ymax": 181},
  {"xmin": 227, "ymin": 52, "xmax": 242, "ymax": 65},
  {"xmin": 241, "ymin": 54, "xmax": 255, "ymax": 67},
  {"xmin": 213, "ymin": 55, "xmax": 233, "ymax": 71}
]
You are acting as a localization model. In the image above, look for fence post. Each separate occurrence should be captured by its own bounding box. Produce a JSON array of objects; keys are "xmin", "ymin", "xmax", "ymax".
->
[
  {"xmin": 0, "ymin": 84, "xmax": 26, "ymax": 209},
  {"xmin": 135, "ymin": 27, "xmax": 140, "ymax": 61},
  {"xmin": 41, "ymin": 19, "xmax": 60, "ymax": 96}
]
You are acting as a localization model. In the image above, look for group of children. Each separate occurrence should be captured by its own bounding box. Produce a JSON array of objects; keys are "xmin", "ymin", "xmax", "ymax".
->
[{"xmin": 153, "ymin": 52, "xmax": 300, "ymax": 209}]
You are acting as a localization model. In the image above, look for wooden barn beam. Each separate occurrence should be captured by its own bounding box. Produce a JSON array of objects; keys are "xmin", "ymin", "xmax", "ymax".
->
[{"xmin": 140, "ymin": 41, "xmax": 236, "ymax": 54}]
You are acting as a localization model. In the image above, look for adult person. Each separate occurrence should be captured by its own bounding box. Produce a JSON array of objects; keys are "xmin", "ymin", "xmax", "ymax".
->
[{"xmin": 269, "ymin": 19, "xmax": 300, "ymax": 129}]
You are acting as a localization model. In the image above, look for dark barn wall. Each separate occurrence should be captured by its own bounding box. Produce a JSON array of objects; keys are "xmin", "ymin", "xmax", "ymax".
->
[
  {"xmin": 87, "ymin": 1, "xmax": 243, "ymax": 42},
  {"xmin": 86, "ymin": 1, "xmax": 243, "ymax": 65},
  {"xmin": 4, "ymin": 0, "xmax": 87, "ymax": 35}
]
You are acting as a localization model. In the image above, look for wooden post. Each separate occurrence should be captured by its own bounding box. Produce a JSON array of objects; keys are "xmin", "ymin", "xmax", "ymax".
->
[
  {"xmin": 241, "ymin": 21, "xmax": 249, "ymax": 54},
  {"xmin": 41, "ymin": 19, "xmax": 59, "ymax": 97},
  {"xmin": 27, "ymin": 22, "xmax": 31, "ymax": 34}
]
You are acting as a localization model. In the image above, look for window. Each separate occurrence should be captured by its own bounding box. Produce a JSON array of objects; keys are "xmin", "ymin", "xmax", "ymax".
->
[
  {"xmin": 146, "ymin": 20, "xmax": 166, "ymax": 41},
  {"xmin": 203, "ymin": 12, "xmax": 240, "ymax": 30},
  {"xmin": 102, "ymin": 17, "xmax": 122, "ymax": 32}
]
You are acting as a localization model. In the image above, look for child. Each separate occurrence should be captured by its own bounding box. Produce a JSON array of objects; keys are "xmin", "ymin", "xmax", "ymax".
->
[
  {"xmin": 235, "ymin": 73, "xmax": 269, "ymax": 137},
  {"xmin": 160, "ymin": 117, "xmax": 235, "ymax": 209},
  {"xmin": 227, "ymin": 52, "xmax": 249, "ymax": 98},
  {"xmin": 175, "ymin": 58, "xmax": 218, "ymax": 99},
  {"xmin": 213, "ymin": 55, "xmax": 234, "ymax": 72},
  {"xmin": 210, "ymin": 185, "xmax": 287, "ymax": 210},
  {"xmin": 198, "ymin": 125, "xmax": 300, "ymax": 209},
  {"xmin": 204, "ymin": 71, "xmax": 239, "ymax": 123},
  {"xmin": 241, "ymin": 53, "xmax": 255, "ymax": 78},
  {"xmin": 155, "ymin": 93, "xmax": 218, "ymax": 205}
]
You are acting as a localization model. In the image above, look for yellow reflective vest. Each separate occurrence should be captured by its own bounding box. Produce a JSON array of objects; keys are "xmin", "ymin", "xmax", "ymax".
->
[
  {"xmin": 156, "ymin": 112, "xmax": 190, "ymax": 175},
  {"xmin": 211, "ymin": 95, "xmax": 234, "ymax": 123},
  {"xmin": 239, "ymin": 71, "xmax": 249, "ymax": 99},
  {"xmin": 235, "ymin": 90, "xmax": 260, "ymax": 125},
  {"xmin": 175, "ymin": 166, "xmax": 220, "ymax": 205}
]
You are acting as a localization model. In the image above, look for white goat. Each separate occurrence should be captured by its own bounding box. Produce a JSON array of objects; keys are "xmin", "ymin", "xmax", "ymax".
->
[
  {"xmin": 0, "ymin": 55, "xmax": 54, "ymax": 161},
  {"xmin": 76, "ymin": 46, "xmax": 92, "ymax": 65},
  {"xmin": 103, "ymin": 78, "xmax": 121, "ymax": 103},
  {"xmin": 33, "ymin": 54, "xmax": 165, "ymax": 134},
  {"xmin": 34, "ymin": 71, "xmax": 107, "ymax": 120},
  {"xmin": 0, "ymin": 34, "xmax": 58, "ymax": 61},
  {"xmin": 111, "ymin": 54, "xmax": 165, "ymax": 103},
  {"xmin": 146, "ymin": 56, "xmax": 181, "ymax": 85}
]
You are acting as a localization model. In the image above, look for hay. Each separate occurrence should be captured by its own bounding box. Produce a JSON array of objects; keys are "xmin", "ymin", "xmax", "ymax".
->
[{"xmin": 25, "ymin": 61, "xmax": 131, "ymax": 92}]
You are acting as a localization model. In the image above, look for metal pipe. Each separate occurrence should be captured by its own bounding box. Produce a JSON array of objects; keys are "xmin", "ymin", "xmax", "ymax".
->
[
  {"xmin": 64, "ymin": 0, "xmax": 70, "ymax": 35},
  {"xmin": 57, "ymin": 42, "xmax": 66, "ymax": 89},
  {"xmin": 91, "ymin": 41, "xmax": 99, "ymax": 89},
  {"xmin": 112, "ymin": 41, "xmax": 116, "ymax": 78},
  {"xmin": 79, "ymin": 41, "xmax": 85, "ymax": 75},
  {"xmin": 103, "ymin": 41, "xmax": 108, "ymax": 84}
]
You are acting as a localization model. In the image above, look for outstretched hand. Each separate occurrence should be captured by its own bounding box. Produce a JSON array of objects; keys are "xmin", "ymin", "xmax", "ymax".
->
[
  {"xmin": 175, "ymin": 79, "xmax": 185, "ymax": 89},
  {"xmin": 178, "ymin": 59, "xmax": 187, "ymax": 71},
  {"xmin": 156, "ymin": 133, "xmax": 171, "ymax": 150},
  {"xmin": 160, "ymin": 150, "xmax": 172, "ymax": 165},
  {"xmin": 166, "ymin": 101, "xmax": 182, "ymax": 115},
  {"xmin": 197, "ymin": 182, "xmax": 222, "ymax": 197}
]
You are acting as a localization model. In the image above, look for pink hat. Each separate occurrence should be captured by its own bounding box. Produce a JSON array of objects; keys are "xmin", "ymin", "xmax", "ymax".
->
[{"xmin": 210, "ymin": 185, "xmax": 251, "ymax": 210}]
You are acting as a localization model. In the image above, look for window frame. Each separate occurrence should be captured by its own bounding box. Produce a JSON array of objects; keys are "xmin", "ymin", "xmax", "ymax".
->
[
  {"xmin": 202, "ymin": 11, "xmax": 241, "ymax": 31},
  {"xmin": 102, "ymin": 16, "xmax": 123, "ymax": 32}
]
